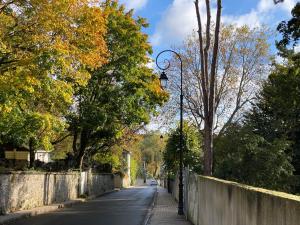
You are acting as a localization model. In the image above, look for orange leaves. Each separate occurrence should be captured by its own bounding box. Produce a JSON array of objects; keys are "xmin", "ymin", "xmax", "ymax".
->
[
  {"xmin": 0, "ymin": 0, "xmax": 108, "ymax": 76},
  {"xmin": 149, "ymin": 77, "xmax": 169, "ymax": 99},
  {"xmin": 36, "ymin": 0, "xmax": 108, "ymax": 69},
  {"xmin": 0, "ymin": 0, "xmax": 110, "ymax": 122}
]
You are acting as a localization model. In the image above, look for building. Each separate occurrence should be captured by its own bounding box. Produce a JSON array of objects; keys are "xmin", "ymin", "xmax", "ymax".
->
[{"xmin": 4, "ymin": 149, "xmax": 52, "ymax": 163}]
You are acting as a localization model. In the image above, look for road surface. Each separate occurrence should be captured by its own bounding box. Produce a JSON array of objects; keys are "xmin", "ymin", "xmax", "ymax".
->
[{"xmin": 10, "ymin": 186, "xmax": 156, "ymax": 225}]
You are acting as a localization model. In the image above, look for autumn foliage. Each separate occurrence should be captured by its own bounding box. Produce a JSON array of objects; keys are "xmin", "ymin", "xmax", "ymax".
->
[{"xmin": 0, "ymin": 0, "xmax": 167, "ymax": 168}]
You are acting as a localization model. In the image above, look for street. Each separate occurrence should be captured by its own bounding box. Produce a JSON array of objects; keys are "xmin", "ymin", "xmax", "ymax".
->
[{"xmin": 10, "ymin": 186, "xmax": 156, "ymax": 225}]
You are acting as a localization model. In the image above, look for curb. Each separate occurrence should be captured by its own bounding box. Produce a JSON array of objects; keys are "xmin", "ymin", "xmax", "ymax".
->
[
  {"xmin": 0, "ymin": 189, "xmax": 118, "ymax": 225},
  {"xmin": 0, "ymin": 199, "xmax": 85, "ymax": 225},
  {"xmin": 143, "ymin": 186, "xmax": 158, "ymax": 225}
]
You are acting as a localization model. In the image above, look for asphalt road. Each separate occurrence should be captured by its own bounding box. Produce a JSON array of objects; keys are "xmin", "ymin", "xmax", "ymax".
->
[{"xmin": 10, "ymin": 186, "xmax": 156, "ymax": 225}]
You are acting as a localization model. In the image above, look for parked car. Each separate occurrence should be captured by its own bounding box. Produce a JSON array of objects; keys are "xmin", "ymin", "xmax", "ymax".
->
[{"xmin": 150, "ymin": 179, "xmax": 158, "ymax": 186}]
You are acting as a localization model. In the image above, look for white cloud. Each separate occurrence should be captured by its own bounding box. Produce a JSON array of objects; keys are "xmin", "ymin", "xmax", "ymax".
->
[
  {"xmin": 265, "ymin": 0, "xmax": 296, "ymax": 13},
  {"xmin": 230, "ymin": 0, "xmax": 296, "ymax": 27},
  {"xmin": 119, "ymin": 0, "xmax": 148, "ymax": 11},
  {"xmin": 222, "ymin": 10, "xmax": 261, "ymax": 28},
  {"xmin": 150, "ymin": 0, "xmax": 200, "ymax": 46},
  {"xmin": 258, "ymin": 0, "xmax": 278, "ymax": 12},
  {"xmin": 258, "ymin": 0, "xmax": 296, "ymax": 14},
  {"xmin": 224, "ymin": 0, "xmax": 296, "ymax": 28},
  {"xmin": 151, "ymin": 0, "xmax": 297, "ymax": 47}
]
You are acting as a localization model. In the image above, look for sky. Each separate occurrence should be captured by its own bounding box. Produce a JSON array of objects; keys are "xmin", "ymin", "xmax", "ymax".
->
[
  {"xmin": 118, "ymin": 0, "xmax": 297, "ymax": 62},
  {"xmin": 118, "ymin": 0, "xmax": 297, "ymax": 131}
]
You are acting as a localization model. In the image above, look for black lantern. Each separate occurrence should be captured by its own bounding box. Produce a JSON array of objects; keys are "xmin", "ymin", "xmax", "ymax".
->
[{"xmin": 159, "ymin": 71, "xmax": 168, "ymax": 89}]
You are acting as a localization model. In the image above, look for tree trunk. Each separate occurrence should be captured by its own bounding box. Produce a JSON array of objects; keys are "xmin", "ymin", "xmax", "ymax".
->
[
  {"xmin": 76, "ymin": 149, "xmax": 85, "ymax": 170},
  {"xmin": 203, "ymin": 119, "xmax": 213, "ymax": 175},
  {"xmin": 195, "ymin": 0, "xmax": 222, "ymax": 176},
  {"xmin": 79, "ymin": 153, "xmax": 85, "ymax": 171},
  {"xmin": 75, "ymin": 129, "xmax": 88, "ymax": 171},
  {"xmin": 29, "ymin": 138, "xmax": 35, "ymax": 168}
]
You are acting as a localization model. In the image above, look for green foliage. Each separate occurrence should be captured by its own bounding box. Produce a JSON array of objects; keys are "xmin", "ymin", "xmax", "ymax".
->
[
  {"xmin": 138, "ymin": 132, "xmax": 165, "ymax": 177},
  {"xmin": 214, "ymin": 123, "xmax": 293, "ymax": 192},
  {"xmin": 0, "ymin": 0, "xmax": 107, "ymax": 161},
  {"xmin": 130, "ymin": 157, "xmax": 138, "ymax": 185},
  {"xmin": 69, "ymin": 0, "xmax": 168, "ymax": 168},
  {"xmin": 164, "ymin": 122, "xmax": 203, "ymax": 175},
  {"xmin": 214, "ymin": 60, "xmax": 299, "ymax": 193},
  {"xmin": 276, "ymin": 2, "xmax": 300, "ymax": 59},
  {"xmin": 214, "ymin": 2, "xmax": 300, "ymax": 193},
  {"xmin": 93, "ymin": 151, "xmax": 121, "ymax": 170},
  {"xmin": 0, "ymin": 0, "xmax": 167, "ymax": 171}
]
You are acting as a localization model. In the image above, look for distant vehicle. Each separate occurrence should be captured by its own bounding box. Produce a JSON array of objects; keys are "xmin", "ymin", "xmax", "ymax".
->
[{"xmin": 150, "ymin": 180, "xmax": 158, "ymax": 186}]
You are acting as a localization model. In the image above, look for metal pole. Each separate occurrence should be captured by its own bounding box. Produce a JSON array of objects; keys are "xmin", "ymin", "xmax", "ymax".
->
[
  {"xmin": 155, "ymin": 50, "xmax": 184, "ymax": 215},
  {"xmin": 143, "ymin": 160, "xmax": 146, "ymax": 183},
  {"xmin": 178, "ymin": 56, "xmax": 184, "ymax": 215}
]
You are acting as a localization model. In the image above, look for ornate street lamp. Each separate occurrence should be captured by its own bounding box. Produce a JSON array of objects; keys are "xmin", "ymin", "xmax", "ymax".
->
[
  {"xmin": 159, "ymin": 71, "xmax": 169, "ymax": 89},
  {"xmin": 156, "ymin": 49, "xmax": 184, "ymax": 215}
]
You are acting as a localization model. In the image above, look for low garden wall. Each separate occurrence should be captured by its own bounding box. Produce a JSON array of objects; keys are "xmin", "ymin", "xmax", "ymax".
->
[
  {"xmin": 171, "ymin": 171, "xmax": 300, "ymax": 225},
  {"xmin": 0, "ymin": 171, "xmax": 114, "ymax": 214}
]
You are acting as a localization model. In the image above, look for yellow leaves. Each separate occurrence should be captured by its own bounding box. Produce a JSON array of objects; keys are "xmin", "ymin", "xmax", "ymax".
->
[
  {"xmin": 150, "ymin": 77, "xmax": 168, "ymax": 96},
  {"xmin": 27, "ymin": 112, "xmax": 66, "ymax": 150},
  {"xmin": 25, "ymin": 75, "xmax": 40, "ymax": 86},
  {"xmin": 1, "ymin": 0, "xmax": 108, "ymax": 79},
  {"xmin": 0, "ymin": 105, "xmax": 13, "ymax": 114}
]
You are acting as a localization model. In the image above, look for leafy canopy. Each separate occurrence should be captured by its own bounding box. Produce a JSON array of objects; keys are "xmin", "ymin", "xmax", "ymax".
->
[
  {"xmin": 0, "ymin": 0, "xmax": 108, "ymax": 152},
  {"xmin": 69, "ymin": 0, "xmax": 168, "ymax": 168},
  {"xmin": 164, "ymin": 122, "xmax": 203, "ymax": 175}
]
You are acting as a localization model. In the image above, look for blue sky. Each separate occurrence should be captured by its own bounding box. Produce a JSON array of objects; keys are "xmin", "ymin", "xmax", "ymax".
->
[{"xmin": 119, "ymin": 0, "xmax": 297, "ymax": 61}]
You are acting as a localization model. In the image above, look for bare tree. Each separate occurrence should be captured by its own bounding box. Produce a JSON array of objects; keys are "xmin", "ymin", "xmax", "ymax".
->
[
  {"xmin": 193, "ymin": 0, "xmax": 222, "ymax": 175},
  {"xmin": 154, "ymin": 0, "xmax": 280, "ymax": 176},
  {"xmin": 176, "ymin": 25, "xmax": 270, "ymax": 132},
  {"xmin": 162, "ymin": 25, "xmax": 271, "ymax": 176}
]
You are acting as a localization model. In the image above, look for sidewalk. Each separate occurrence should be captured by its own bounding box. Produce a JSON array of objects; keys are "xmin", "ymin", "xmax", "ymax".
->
[{"xmin": 148, "ymin": 187, "xmax": 192, "ymax": 225}]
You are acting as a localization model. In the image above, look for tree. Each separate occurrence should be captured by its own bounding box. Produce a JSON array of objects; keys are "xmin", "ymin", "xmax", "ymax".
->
[
  {"xmin": 138, "ymin": 132, "xmax": 166, "ymax": 177},
  {"xmin": 243, "ymin": 2, "xmax": 300, "ymax": 192},
  {"xmin": 276, "ymin": 2, "xmax": 300, "ymax": 59},
  {"xmin": 214, "ymin": 123, "xmax": 293, "ymax": 192},
  {"xmin": 69, "ymin": 0, "xmax": 167, "ymax": 169},
  {"xmin": 245, "ymin": 60, "xmax": 300, "ymax": 191},
  {"xmin": 0, "ymin": 0, "xmax": 107, "ymax": 73},
  {"xmin": 167, "ymin": 25, "xmax": 270, "ymax": 135},
  {"xmin": 0, "ymin": 0, "xmax": 108, "ymax": 167},
  {"xmin": 193, "ymin": 0, "xmax": 222, "ymax": 175},
  {"xmin": 214, "ymin": 2, "xmax": 300, "ymax": 193},
  {"xmin": 164, "ymin": 122, "xmax": 203, "ymax": 175}
]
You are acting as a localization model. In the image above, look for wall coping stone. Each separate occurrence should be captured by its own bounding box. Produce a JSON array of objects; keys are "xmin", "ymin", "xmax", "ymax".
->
[{"xmin": 198, "ymin": 175, "xmax": 300, "ymax": 202}]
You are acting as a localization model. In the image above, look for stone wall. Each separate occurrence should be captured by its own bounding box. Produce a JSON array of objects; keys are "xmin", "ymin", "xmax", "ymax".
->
[
  {"xmin": 171, "ymin": 171, "xmax": 300, "ymax": 225},
  {"xmin": 171, "ymin": 173, "xmax": 179, "ymax": 202},
  {"xmin": 114, "ymin": 174, "xmax": 122, "ymax": 189},
  {"xmin": 0, "ymin": 171, "xmax": 115, "ymax": 214},
  {"xmin": 185, "ymin": 172, "xmax": 198, "ymax": 223},
  {"xmin": 87, "ymin": 173, "xmax": 114, "ymax": 196}
]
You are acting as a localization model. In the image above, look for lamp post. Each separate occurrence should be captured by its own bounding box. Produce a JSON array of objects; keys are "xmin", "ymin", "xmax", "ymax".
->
[{"xmin": 156, "ymin": 49, "xmax": 184, "ymax": 215}]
